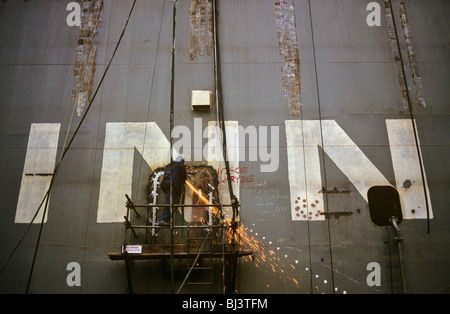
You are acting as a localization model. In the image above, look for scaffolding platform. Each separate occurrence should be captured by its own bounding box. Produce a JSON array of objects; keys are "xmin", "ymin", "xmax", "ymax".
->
[
  {"xmin": 107, "ymin": 190, "xmax": 250, "ymax": 294},
  {"xmin": 108, "ymin": 243, "xmax": 252, "ymax": 261}
]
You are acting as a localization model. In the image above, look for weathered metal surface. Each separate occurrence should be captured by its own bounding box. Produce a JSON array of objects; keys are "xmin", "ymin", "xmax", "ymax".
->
[
  {"xmin": 384, "ymin": 0, "xmax": 409, "ymax": 112},
  {"xmin": 398, "ymin": 0, "xmax": 426, "ymax": 108},
  {"xmin": 72, "ymin": 0, "xmax": 103, "ymax": 116},
  {"xmin": 189, "ymin": 0, "xmax": 213, "ymax": 60},
  {"xmin": 0, "ymin": 0, "xmax": 449, "ymax": 294},
  {"xmin": 275, "ymin": 0, "xmax": 301, "ymax": 116}
]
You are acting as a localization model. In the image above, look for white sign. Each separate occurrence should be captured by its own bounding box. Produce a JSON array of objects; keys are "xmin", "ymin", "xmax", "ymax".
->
[{"xmin": 124, "ymin": 245, "xmax": 142, "ymax": 254}]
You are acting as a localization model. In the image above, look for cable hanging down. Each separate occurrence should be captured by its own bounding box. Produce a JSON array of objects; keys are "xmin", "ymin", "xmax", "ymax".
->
[
  {"xmin": 0, "ymin": 0, "xmax": 138, "ymax": 293},
  {"xmin": 168, "ymin": 0, "xmax": 177, "ymax": 295},
  {"xmin": 387, "ymin": 0, "xmax": 431, "ymax": 234}
]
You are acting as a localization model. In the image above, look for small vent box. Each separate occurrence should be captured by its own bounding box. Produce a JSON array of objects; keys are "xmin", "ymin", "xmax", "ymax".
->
[{"xmin": 191, "ymin": 90, "xmax": 212, "ymax": 111}]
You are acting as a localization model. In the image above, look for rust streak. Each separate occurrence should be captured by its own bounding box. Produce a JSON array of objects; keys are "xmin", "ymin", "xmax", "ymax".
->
[
  {"xmin": 72, "ymin": 0, "xmax": 103, "ymax": 116},
  {"xmin": 399, "ymin": 0, "xmax": 426, "ymax": 108},
  {"xmin": 190, "ymin": 0, "xmax": 213, "ymax": 61},
  {"xmin": 275, "ymin": 0, "xmax": 301, "ymax": 116}
]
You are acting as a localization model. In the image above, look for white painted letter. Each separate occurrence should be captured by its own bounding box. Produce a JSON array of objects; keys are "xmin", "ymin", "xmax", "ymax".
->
[
  {"xmin": 205, "ymin": 121, "xmax": 239, "ymax": 219},
  {"xmin": 15, "ymin": 123, "xmax": 60, "ymax": 224},
  {"xmin": 285, "ymin": 120, "xmax": 326, "ymax": 221},
  {"xmin": 285, "ymin": 120, "xmax": 390, "ymax": 221},
  {"xmin": 285, "ymin": 119, "xmax": 432, "ymax": 222},
  {"xmin": 97, "ymin": 122, "xmax": 176, "ymax": 223},
  {"xmin": 386, "ymin": 119, "xmax": 432, "ymax": 220}
]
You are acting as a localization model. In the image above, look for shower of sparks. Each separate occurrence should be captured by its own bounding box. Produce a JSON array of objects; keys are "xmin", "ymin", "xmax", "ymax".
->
[
  {"xmin": 156, "ymin": 177, "xmax": 347, "ymax": 293},
  {"xmin": 184, "ymin": 180, "xmax": 307, "ymax": 290},
  {"xmin": 184, "ymin": 180, "xmax": 351, "ymax": 293},
  {"xmin": 184, "ymin": 180, "xmax": 349, "ymax": 293}
]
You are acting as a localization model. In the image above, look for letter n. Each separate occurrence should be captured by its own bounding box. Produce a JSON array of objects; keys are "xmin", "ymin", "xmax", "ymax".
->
[
  {"xmin": 97, "ymin": 122, "xmax": 176, "ymax": 223},
  {"xmin": 15, "ymin": 123, "xmax": 60, "ymax": 224},
  {"xmin": 285, "ymin": 120, "xmax": 390, "ymax": 221}
]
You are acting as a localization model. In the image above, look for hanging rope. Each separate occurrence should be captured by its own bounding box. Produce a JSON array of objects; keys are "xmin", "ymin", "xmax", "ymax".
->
[
  {"xmin": 169, "ymin": 0, "xmax": 178, "ymax": 295},
  {"xmin": 0, "ymin": 0, "xmax": 137, "ymax": 292},
  {"xmin": 387, "ymin": 0, "xmax": 431, "ymax": 234}
]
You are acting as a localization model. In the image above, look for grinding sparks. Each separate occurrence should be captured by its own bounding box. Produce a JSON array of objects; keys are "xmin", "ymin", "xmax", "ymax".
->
[
  {"xmin": 185, "ymin": 179, "xmax": 302, "ymax": 288},
  {"xmin": 186, "ymin": 180, "xmax": 212, "ymax": 206},
  {"xmin": 183, "ymin": 180, "xmax": 344, "ymax": 292}
]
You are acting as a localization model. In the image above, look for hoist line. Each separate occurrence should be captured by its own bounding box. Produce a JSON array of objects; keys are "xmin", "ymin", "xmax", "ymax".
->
[
  {"xmin": 4, "ymin": 0, "xmax": 137, "ymax": 293},
  {"xmin": 169, "ymin": 0, "xmax": 177, "ymax": 295},
  {"xmin": 387, "ymin": 0, "xmax": 431, "ymax": 234}
]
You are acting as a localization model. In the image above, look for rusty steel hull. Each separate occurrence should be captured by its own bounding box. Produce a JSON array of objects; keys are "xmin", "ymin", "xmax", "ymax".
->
[{"xmin": 0, "ymin": 0, "xmax": 449, "ymax": 294}]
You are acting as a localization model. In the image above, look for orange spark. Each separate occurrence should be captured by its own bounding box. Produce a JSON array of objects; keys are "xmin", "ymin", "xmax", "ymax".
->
[
  {"xmin": 185, "ymin": 180, "xmax": 302, "ymax": 289},
  {"xmin": 185, "ymin": 180, "xmax": 215, "ymax": 209}
]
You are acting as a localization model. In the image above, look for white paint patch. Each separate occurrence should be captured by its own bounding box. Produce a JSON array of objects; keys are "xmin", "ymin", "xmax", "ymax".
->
[
  {"xmin": 321, "ymin": 120, "xmax": 391, "ymax": 200},
  {"xmin": 97, "ymin": 122, "xmax": 177, "ymax": 223},
  {"xmin": 286, "ymin": 119, "xmax": 432, "ymax": 222},
  {"xmin": 285, "ymin": 120, "xmax": 324, "ymax": 221},
  {"xmin": 205, "ymin": 121, "xmax": 239, "ymax": 220},
  {"xmin": 184, "ymin": 179, "xmax": 194, "ymax": 222},
  {"xmin": 15, "ymin": 123, "xmax": 60, "ymax": 223},
  {"xmin": 286, "ymin": 120, "xmax": 391, "ymax": 221},
  {"xmin": 386, "ymin": 119, "xmax": 432, "ymax": 219}
]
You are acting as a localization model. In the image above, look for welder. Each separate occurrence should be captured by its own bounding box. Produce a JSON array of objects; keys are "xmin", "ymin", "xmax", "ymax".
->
[{"xmin": 159, "ymin": 155, "xmax": 187, "ymax": 226}]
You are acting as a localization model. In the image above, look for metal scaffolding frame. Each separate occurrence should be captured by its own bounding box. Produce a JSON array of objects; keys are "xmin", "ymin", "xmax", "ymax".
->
[
  {"xmin": 107, "ymin": 194, "xmax": 251, "ymax": 294},
  {"xmin": 107, "ymin": 0, "xmax": 251, "ymax": 294}
]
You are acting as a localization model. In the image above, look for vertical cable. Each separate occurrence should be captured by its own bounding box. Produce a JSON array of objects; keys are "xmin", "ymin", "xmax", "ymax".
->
[
  {"xmin": 386, "ymin": 227, "xmax": 395, "ymax": 293},
  {"xmin": 294, "ymin": 0, "xmax": 313, "ymax": 295},
  {"xmin": 387, "ymin": 0, "xmax": 430, "ymax": 234},
  {"xmin": 307, "ymin": 0, "xmax": 336, "ymax": 293},
  {"xmin": 169, "ymin": 0, "xmax": 177, "ymax": 294},
  {"xmin": 19, "ymin": 0, "xmax": 137, "ymax": 293},
  {"xmin": 212, "ymin": 0, "xmax": 241, "ymax": 293},
  {"xmin": 23, "ymin": 1, "xmax": 104, "ymax": 293},
  {"xmin": 136, "ymin": 0, "xmax": 166, "ymax": 227},
  {"xmin": 212, "ymin": 0, "xmax": 235, "ymax": 206}
]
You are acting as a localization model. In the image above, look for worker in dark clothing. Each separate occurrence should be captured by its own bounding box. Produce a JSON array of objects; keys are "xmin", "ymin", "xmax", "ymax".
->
[{"xmin": 159, "ymin": 155, "xmax": 187, "ymax": 226}]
